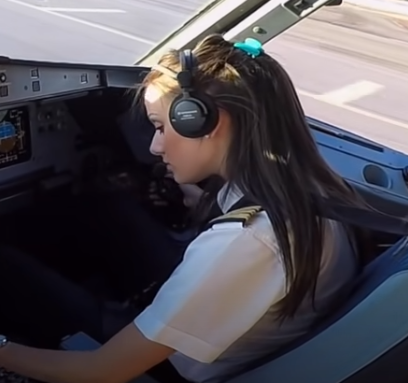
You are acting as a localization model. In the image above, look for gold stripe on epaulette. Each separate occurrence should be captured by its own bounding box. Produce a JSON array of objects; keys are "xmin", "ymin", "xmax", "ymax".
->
[{"xmin": 208, "ymin": 205, "xmax": 263, "ymax": 228}]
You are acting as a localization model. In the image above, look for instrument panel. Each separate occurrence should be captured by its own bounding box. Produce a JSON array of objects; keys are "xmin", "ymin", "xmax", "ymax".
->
[
  {"xmin": 0, "ymin": 106, "xmax": 31, "ymax": 169},
  {"xmin": 0, "ymin": 61, "xmax": 101, "ymax": 105},
  {"xmin": 0, "ymin": 99, "xmax": 112, "ymax": 193},
  {"xmin": 0, "ymin": 57, "xmax": 147, "ymax": 106}
]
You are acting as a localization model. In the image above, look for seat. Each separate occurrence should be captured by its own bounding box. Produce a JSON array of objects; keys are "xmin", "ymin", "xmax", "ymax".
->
[{"xmin": 227, "ymin": 236, "xmax": 408, "ymax": 383}]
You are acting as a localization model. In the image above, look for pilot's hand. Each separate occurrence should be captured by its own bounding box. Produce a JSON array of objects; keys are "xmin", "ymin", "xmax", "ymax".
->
[
  {"xmin": 147, "ymin": 180, "xmax": 169, "ymax": 207},
  {"xmin": 178, "ymin": 183, "xmax": 204, "ymax": 208}
]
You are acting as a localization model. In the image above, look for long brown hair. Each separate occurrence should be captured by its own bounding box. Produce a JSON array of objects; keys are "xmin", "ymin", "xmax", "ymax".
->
[{"xmin": 136, "ymin": 34, "xmax": 372, "ymax": 319}]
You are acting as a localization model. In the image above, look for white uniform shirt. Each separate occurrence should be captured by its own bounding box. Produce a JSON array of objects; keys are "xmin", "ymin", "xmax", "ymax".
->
[{"xmin": 135, "ymin": 184, "xmax": 358, "ymax": 383}]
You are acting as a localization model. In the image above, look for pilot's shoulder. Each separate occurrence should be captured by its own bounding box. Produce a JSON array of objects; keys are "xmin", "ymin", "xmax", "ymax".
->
[
  {"xmin": 203, "ymin": 205, "xmax": 277, "ymax": 251},
  {"xmin": 207, "ymin": 205, "xmax": 263, "ymax": 229},
  {"xmin": 205, "ymin": 205, "xmax": 274, "ymax": 235}
]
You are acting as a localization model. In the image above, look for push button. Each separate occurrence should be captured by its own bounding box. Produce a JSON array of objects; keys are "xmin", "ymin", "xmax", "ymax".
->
[
  {"xmin": 32, "ymin": 80, "xmax": 40, "ymax": 92},
  {"xmin": 0, "ymin": 85, "xmax": 8, "ymax": 97}
]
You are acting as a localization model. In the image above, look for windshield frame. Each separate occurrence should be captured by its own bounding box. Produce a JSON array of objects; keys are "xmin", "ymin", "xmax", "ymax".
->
[{"xmin": 135, "ymin": 0, "xmax": 339, "ymax": 67}]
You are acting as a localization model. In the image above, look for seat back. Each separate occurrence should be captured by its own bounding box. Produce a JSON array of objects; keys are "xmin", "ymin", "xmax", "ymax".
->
[{"xmin": 227, "ymin": 237, "xmax": 408, "ymax": 383}]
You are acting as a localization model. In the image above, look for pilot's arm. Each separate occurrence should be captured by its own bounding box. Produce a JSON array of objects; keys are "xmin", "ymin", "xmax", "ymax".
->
[{"xmin": 0, "ymin": 220, "xmax": 284, "ymax": 383}]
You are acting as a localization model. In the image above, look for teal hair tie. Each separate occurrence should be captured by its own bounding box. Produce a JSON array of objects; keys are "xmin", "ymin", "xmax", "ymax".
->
[{"xmin": 233, "ymin": 38, "xmax": 264, "ymax": 58}]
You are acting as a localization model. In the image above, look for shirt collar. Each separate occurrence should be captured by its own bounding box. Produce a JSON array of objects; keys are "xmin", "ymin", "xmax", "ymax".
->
[{"xmin": 217, "ymin": 183, "xmax": 244, "ymax": 214}]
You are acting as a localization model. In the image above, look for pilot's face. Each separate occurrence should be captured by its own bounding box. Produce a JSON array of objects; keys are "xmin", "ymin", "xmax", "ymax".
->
[{"xmin": 144, "ymin": 85, "xmax": 215, "ymax": 184}]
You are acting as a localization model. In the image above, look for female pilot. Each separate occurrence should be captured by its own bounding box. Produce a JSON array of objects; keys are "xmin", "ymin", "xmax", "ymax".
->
[{"xmin": 0, "ymin": 34, "xmax": 367, "ymax": 383}]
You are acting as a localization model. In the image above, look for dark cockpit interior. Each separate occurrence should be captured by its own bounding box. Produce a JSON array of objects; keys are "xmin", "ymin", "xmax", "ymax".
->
[
  {"xmin": 2, "ymin": 57, "xmax": 408, "ymax": 383},
  {"xmin": 0, "ymin": 59, "xmax": 196, "ymax": 364},
  {"xmin": 0, "ymin": 58, "xmax": 190, "ymax": 236}
]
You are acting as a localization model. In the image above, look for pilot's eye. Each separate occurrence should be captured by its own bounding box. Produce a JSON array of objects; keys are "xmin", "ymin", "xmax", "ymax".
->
[{"xmin": 155, "ymin": 125, "xmax": 164, "ymax": 134}]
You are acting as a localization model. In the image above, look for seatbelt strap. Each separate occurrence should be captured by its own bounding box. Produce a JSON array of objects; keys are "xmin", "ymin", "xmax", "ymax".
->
[
  {"xmin": 206, "ymin": 195, "xmax": 408, "ymax": 236},
  {"xmin": 315, "ymin": 196, "xmax": 408, "ymax": 236}
]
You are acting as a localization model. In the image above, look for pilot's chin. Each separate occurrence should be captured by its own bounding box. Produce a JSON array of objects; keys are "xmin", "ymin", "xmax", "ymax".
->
[
  {"xmin": 173, "ymin": 172, "xmax": 191, "ymax": 185},
  {"xmin": 172, "ymin": 172, "xmax": 184, "ymax": 184}
]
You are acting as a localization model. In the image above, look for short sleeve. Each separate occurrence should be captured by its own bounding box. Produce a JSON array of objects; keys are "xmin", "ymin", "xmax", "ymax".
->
[{"xmin": 134, "ymin": 221, "xmax": 286, "ymax": 363}]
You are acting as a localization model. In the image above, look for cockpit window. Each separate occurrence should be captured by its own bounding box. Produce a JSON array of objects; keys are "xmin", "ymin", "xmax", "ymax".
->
[{"xmin": 1, "ymin": 0, "xmax": 218, "ymax": 64}]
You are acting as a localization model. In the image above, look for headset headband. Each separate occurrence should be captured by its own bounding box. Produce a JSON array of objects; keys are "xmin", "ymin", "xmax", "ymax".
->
[{"xmin": 152, "ymin": 51, "xmax": 194, "ymax": 94}]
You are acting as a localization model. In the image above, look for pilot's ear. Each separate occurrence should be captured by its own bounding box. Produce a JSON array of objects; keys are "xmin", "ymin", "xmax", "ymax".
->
[{"xmin": 207, "ymin": 109, "xmax": 231, "ymax": 139}]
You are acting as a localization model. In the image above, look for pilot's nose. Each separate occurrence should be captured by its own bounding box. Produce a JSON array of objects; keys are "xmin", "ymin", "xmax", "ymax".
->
[{"xmin": 149, "ymin": 130, "xmax": 165, "ymax": 157}]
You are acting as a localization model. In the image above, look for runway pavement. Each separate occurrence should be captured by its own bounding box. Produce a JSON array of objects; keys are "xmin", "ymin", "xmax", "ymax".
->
[
  {"xmin": 271, "ymin": 5, "xmax": 408, "ymax": 153},
  {"xmin": 1, "ymin": 0, "xmax": 408, "ymax": 152}
]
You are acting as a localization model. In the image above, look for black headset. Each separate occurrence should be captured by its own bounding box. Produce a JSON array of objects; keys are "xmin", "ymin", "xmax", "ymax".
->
[{"xmin": 169, "ymin": 50, "xmax": 219, "ymax": 139}]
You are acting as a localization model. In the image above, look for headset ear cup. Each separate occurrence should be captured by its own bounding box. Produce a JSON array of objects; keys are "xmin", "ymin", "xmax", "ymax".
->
[
  {"xmin": 169, "ymin": 94, "xmax": 184, "ymax": 133},
  {"xmin": 168, "ymin": 49, "xmax": 219, "ymax": 138},
  {"xmin": 195, "ymin": 92, "xmax": 219, "ymax": 136},
  {"xmin": 169, "ymin": 93, "xmax": 219, "ymax": 138}
]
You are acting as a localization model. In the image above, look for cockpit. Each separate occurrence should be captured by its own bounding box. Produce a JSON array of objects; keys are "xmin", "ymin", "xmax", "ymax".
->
[{"xmin": 1, "ymin": 0, "xmax": 408, "ymax": 382}]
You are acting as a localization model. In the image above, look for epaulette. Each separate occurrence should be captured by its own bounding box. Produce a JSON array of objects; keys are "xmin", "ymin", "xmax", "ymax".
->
[{"xmin": 204, "ymin": 205, "xmax": 263, "ymax": 230}]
